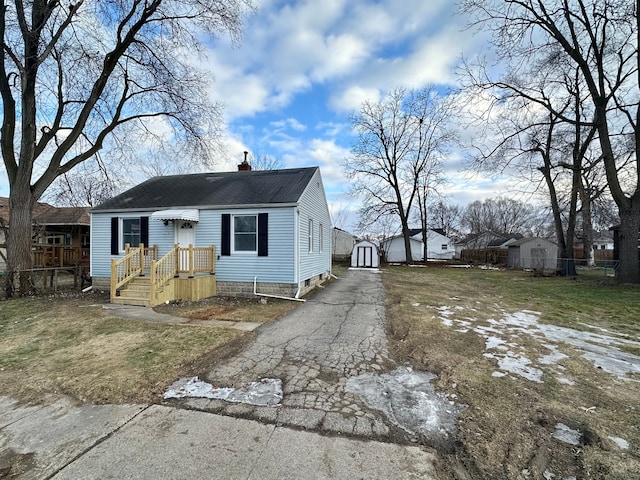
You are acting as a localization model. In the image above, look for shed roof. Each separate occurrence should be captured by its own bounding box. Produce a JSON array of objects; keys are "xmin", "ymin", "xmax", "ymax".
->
[
  {"xmin": 92, "ymin": 167, "xmax": 319, "ymax": 211},
  {"xmin": 508, "ymin": 237, "xmax": 557, "ymax": 247}
]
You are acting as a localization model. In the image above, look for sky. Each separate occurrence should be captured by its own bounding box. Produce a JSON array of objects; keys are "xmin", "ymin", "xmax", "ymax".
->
[
  {"xmin": 198, "ymin": 0, "xmax": 519, "ymax": 231},
  {"xmin": 0, "ymin": 0, "xmax": 523, "ymax": 233}
]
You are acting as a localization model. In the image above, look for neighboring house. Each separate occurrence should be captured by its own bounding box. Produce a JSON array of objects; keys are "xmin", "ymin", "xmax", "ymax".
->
[
  {"xmin": 0, "ymin": 197, "xmax": 90, "ymax": 271},
  {"xmin": 591, "ymin": 231, "xmax": 615, "ymax": 251},
  {"xmin": 90, "ymin": 166, "xmax": 332, "ymax": 300},
  {"xmin": 383, "ymin": 228, "xmax": 455, "ymax": 263},
  {"xmin": 333, "ymin": 227, "xmax": 357, "ymax": 261},
  {"xmin": 382, "ymin": 235, "xmax": 423, "ymax": 263},
  {"xmin": 507, "ymin": 237, "xmax": 558, "ymax": 270},
  {"xmin": 351, "ymin": 240, "xmax": 380, "ymax": 268},
  {"xmin": 422, "ymin": 228, "xmax": 455, "ymax": 260}
]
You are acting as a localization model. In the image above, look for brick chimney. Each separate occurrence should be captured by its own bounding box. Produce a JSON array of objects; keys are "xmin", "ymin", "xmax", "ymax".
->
[{"xmin": 238, "ymin": 151, "xmax": 252, "ymax": 171}]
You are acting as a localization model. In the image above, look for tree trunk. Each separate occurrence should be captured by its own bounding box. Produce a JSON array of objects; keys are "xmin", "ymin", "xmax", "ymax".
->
[
  {"xmin": 400, "ymin": 217, "xmax": 413, "ymax": 264},
  {"xmin": 617, "ymin": 208, "xmax": 640, "ymax": 283},
  {"xmin": 5, "ymin": 187, "xmax": 36, "ymax": 297},
  {"xmin": 579, "ymin": 185, "xmax": 595, "ymax": 267}
]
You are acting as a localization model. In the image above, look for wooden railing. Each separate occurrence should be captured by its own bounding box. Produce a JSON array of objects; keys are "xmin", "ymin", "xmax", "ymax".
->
[
  {"xmin": 112, "ymin": 243, "xmax": 215, "ymax": 304},
  {"xmin": 110, "ymin": 243, "xmax": 157, "ymax": 300},
  {"xmin": 175, "ymin": 244, "xmax": 216, "ymax": 276},
  {"xmin": 150, "ymin": 248, "xmax": 177, "ymax": 306},
  {"xmin": 124, "ymin": 243, "xmax": 158, "ymax": 271},
  {"xmin": 149, "ymin": 244, "xmax": 215, "ymax": 305}
]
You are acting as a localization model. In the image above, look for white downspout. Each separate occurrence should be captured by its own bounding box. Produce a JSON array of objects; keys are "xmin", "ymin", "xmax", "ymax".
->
[
  {"xmin": 254, "ymin": 276, "xmax": 306, "ymax": 302},
  {"xmin": 295, "ymin": 206, "xmax": 301, "ymax": 297}
]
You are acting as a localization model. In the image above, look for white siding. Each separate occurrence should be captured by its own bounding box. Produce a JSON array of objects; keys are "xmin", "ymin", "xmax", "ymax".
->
[
  {"xmin": 332, "ymin": 228, "xmax": 356, "ymax": 258},
  {"xmin": 298, "ymin": 169, "xmax": 332, "ymax": 282},
  {"xmin": 383, "ymin": 237, "xmax": 423, "ymax": 263},
  {"xmin": 424, "ymin": 230, "xmax": 455, "ymax": 260},
  {"xmin": 350, "ymin": 240, "xmax": 380, "ymax": 268}
]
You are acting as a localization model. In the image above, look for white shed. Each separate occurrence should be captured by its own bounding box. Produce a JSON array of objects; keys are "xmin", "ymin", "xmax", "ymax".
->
[{"xmin": 351, "ymin": 240, "xmax": 380, "ymax": 268}]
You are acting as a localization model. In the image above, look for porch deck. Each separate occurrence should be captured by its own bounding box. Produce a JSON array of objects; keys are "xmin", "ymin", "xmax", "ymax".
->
[{"xmin": 111, "ymin": 244, "xmax": 216, "ymax": 307}]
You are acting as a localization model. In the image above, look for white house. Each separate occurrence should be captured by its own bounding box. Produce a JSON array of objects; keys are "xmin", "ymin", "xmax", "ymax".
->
[
  {"xmin": 90, "ymin": 165, "xmax": 332, "ymax": 303},
  {"xmin": 423, "ymin": 228, "xmax": 456, "ymax": 260},
  {"xmin": 333, "ymin": 227, "xmax": 357, "ymax": 261},
  {"xmin": 383, "ymin": 235, "xmax": 421, "ymax": 263},
  {"xmin": 383, "ymin": 229, "xmax": 455, "ymax": 263}
]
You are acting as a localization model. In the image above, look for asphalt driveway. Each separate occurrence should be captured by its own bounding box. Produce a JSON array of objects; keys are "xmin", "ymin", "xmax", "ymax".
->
[
  {"xmin": 1, "ymin": 269, "xmax": 439, "ymax": 479},
  {"xmin": 174, "ymin": 268, "xmax": 405, "ymax": 440}
]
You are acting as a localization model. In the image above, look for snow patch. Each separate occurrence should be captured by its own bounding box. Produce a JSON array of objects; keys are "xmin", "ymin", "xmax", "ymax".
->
[
  {"xmin": 552, "ymin": 423, "xmax": 581, "ymax": 445},
  {"xmin": 164, "ymin": 376, "xmax": 283, "ymax": 406},
  {"xmin": 345, "ymin": 366, "xmax": 465, "ymax": 444},
  {"xmin": 437, "ymin": 306, "xmax": 640, "ymax": 381},
  {"xmin": 608, "ymin": 436, "xmax": 629, "ymax": 450}
]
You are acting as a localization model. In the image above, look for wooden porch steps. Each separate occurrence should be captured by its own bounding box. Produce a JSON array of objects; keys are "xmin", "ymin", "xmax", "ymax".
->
[{"xmin": 111, "ymin": 276, "xmax": 154, "ymax": 307}]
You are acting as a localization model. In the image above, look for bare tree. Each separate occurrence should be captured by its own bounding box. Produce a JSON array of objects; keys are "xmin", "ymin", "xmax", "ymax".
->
[
  {"xmin": 45, "ymin": 159, "xmax": 120, "ymax": 208},
  {"xmin": 1, "ymin": 0, "xmax": 253, "ymax": 295},
  {"xmin": 462, "ymin": 0, "xmax": 640, "ymax": 282},
  {"xmin": 249, "ymin": 152, "xmax": 284, "ymax": 171},
  {"xmin": 344, "ymin": 86, "xmax": 453, "ymax": 263},
  {"xmin": 429, "ymin": 198, "xmax": 463, "ymax": 239},
  {"xmin": 462, "ymin": 197, "xmax": 543, "ymax": 236}
]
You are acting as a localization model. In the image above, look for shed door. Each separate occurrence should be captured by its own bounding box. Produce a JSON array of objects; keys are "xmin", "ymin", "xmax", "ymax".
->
[
  {"xmin": 531, "ymin": 248, "xmax": 546, "ymax": 270},
  {"xmin": 357, "ymin": 246, "xmax": 373, "ymax": 268}
]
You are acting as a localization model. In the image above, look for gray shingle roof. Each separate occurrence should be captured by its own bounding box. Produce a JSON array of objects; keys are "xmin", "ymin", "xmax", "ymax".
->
[{"xmin": 92, "ymin": 167, "xmax": 319, "ymax": 211}]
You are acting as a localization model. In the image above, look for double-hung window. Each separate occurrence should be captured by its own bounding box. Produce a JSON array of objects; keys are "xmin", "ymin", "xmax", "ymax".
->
[
  {"xmin": 122, "ymin": 218, "xmax": 141, "ymax": 248},
  {"xmin": 111, "ymin": 216, "xmax": 148, "ymax": 255},
  {"xmin": 308, "ymin": 219, "xmax": 314, "ymax": 252},
  {"xmin": 234, "ymin": 215, "xmax": 257, "ymax": 252}
]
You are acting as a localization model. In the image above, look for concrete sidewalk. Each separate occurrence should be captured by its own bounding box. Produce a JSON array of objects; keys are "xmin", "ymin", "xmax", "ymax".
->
[{"xmin": 0, "ymin": 396, "xmax": 436, "ymax": 479}]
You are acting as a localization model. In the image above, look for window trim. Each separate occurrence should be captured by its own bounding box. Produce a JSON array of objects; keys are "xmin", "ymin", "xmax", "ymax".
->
[
  {"xmin": 319, "ymin": 223, "xmax": 324, "ymax": 253},
  {"xmin": 308, "ymin": 219, "xmax": 314, "ymax": 253},
  {"xmin": 121, "ymin": 217, "xmax": 142, "ymax": 251},
  {"xmin": 232, "ymin": 214, "xmax": 258, "ymax": 254}
]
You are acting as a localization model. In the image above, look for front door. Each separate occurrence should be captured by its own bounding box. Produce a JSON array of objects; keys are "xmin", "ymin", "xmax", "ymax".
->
[{"xmin": 175, "ymin": 220, "xmax": 196, "ymax": 270}]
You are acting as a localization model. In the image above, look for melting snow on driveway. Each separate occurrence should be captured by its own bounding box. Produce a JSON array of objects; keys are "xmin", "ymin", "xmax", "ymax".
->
[
  {"xmin": 435, "ymin": 307, "xmax": 640, "ymax": 383},
  {"xmin": 164, "ymin": 376, "xmax": 283, "ymax": 406},
  {"xmin": 345, "ymin": 366, "xmax": 465, "ymax": 448}
]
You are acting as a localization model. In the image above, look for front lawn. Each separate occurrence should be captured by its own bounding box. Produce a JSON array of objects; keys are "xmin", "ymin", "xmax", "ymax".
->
[
  {"xmin": 383, "ymin": 265, "xmax": 640, "ymax": 480},
  {"xmin": 0, "ymin": 293, "xmax": 263, "ymax": 404}
]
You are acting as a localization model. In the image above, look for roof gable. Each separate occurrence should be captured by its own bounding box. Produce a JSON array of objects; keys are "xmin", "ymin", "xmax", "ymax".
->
[{"xmin": 93, "ymin": 167, "xmax": 320, "ymax": 211}]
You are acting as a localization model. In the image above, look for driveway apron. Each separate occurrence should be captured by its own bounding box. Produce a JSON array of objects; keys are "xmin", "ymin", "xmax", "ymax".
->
[{"xmin": 178, "ymin": 269, "xmax": 403, "ymax": 441}]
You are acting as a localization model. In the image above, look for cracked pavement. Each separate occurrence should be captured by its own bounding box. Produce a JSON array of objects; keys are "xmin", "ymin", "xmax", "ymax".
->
[
  {"xmin": 172, "ymin": 269, "xmax": 408, "ymax": 442},
  {"xmin": 1, "ymin": 270, "xmax": 439, "ymax": 479}
]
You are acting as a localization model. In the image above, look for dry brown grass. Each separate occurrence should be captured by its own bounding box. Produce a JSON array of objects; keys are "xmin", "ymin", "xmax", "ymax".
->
[
  {"xmin": 383, "ymin": 265, "xmax": 640, "ymax": 480},
  {"xmin": 153, "ymin": 295, "xmax": 300, "ymax": 323},
  {"xmin": 0, "ymin": 293, "xmax": 244, "ymax": 404}
]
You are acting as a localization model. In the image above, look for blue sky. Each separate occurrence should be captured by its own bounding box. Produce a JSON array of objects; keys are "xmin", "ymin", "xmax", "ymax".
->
[
  {"xmin": 200, "ymin": 0, "xmax": 519, "ymax": 230},
  {"xmin": 1, "ymin": 0, "xmax": 518, "ymax": 231}
]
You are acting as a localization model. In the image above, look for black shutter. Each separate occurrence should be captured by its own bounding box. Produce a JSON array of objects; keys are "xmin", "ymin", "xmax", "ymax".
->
[
  {"xmin": 110, "ymin": 217, "xmax": 119, "ymax": 255},
  {"xmin": 221, "ymin": 214, "xmax": 231, "ymax": 256},
  {"xmin": 258, "ymin": 213, "xmax": 268, "ymax": 257},
  {"xmin": 140, "ymin": 216, "xmax": 149, "ymax": 246}
]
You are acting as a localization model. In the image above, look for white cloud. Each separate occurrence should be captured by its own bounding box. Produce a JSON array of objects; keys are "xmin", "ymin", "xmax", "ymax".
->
[
  {"xmin": 270, "ymin": 118, "xmax": 307, "ymax": 132},
  {"xmin": 329, "ymin": 85, "xmax": 381, "ymax": 112}
]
